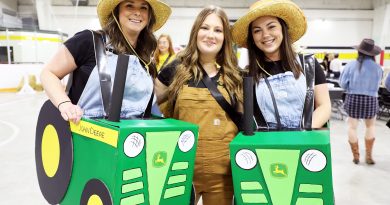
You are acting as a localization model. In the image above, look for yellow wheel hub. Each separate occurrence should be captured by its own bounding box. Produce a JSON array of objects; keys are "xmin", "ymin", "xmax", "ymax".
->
[
  {"xmin": 41, "ymin": 124, "xmax": 60, "ymax": 178},
  {"xmin": 87, "ymin": 194, "xmax": 103, "ymax": 205}
]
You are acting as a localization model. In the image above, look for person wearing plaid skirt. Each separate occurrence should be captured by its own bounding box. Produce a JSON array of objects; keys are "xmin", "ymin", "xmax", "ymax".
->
[{"xmin": 339, "ymin": 38, "xmax": 383, "ymax": 165}]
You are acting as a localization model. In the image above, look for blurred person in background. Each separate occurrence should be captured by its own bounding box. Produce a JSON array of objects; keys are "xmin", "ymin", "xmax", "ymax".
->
[
  {"xmin": 154, "ymin": 33, "xmax": 176, "ymax": 72},
  {"xmin": 339, "ymin": 38, "xmax": 383, "ymax": 165}
]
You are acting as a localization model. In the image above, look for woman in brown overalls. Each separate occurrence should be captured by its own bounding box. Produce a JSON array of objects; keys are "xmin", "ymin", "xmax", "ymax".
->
[{"xmin": 154, "ymin": 5, "xmax": 243, "ymax": 205}]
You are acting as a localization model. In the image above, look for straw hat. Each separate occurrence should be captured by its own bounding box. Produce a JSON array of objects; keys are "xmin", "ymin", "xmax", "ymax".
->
[
  {"xmin": 97, "ymin": 0, "xmax": 171, "ymax": 31},
  {"xmin": 353, "ymin": 38, "xmax": 382, "ymax": 56},
  {"xmin": 232, "ymin": 0, "xmax": 307, "ymax": 48}
]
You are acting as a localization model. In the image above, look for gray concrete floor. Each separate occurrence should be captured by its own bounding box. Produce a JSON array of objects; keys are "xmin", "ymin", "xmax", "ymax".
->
[{"xmin": 1, "ymin": 92, "xmax": 390, "ymax": 205}]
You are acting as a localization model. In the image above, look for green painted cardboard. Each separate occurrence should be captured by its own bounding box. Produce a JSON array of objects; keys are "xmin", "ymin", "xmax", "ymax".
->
[
  {"xmin": 230, "ymin": 129, "xmax": 334, "ymax": 205},
  {"xmin": 36, "ymin": 101, "xmax": 198, "ymax": 205}
]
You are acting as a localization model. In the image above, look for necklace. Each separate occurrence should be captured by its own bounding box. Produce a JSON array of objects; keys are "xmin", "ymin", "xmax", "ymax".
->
[
  {"xmin": 256, "ymin": 59, "xmax": 271, "ymax": 77},
  {"xmin": 112, "ymin": 11, "xmax": 151, "ymax": 74}
]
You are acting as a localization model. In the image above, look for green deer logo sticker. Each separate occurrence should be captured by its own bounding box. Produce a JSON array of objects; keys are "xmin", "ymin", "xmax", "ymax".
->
[
  {"xmin": 153, "ymin": 151, "xmax": 167, "ymax": 168},
  {"xmin": 270, "ymin": 163, "xmax": 288, "ymax": 178}
]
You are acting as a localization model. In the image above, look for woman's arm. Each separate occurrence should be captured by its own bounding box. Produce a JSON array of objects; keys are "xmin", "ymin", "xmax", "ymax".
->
[
  {"xmin": 40, "ymin": 45, "xmax": 83, "ymax": 123},
  {"xmin": 339, "ymin": 64, "xmax": 350, "ymax": 90},
  {"xmin": 154, "ymin": 78, "xmax": 169, "ymax": 104},
  {"xmin": 312, "ymin": 83, "xmax": 331, "ymax": 128}
]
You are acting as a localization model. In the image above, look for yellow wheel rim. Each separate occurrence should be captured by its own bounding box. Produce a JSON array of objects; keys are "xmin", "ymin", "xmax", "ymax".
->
[
  {"xmin": 87, "ymin": 194, "xmax": 103, "ymax": 205},
  {"xmin": 41, "ymin": 124, "xmax": 60, "ymax": 178}
]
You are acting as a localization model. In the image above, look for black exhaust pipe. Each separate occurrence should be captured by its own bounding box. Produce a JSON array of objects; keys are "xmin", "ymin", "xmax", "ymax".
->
[{"xmin": 243, "ymin": 76, "xmax": 254, "ymax": 136}]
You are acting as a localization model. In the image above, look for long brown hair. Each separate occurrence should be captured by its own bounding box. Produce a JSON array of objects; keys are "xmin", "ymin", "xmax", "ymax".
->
[
  {"xmin": 167, "ymin": 5, "xmax": 243, "ymax": 115},
  {"xmin": 247, "ymin": 17, "xmax": 301, "ymax": 83},
  {"xmin": 154, "ymin": 34, "xmax": 175, "ymax": 64},
  {"xmin": 102, "ymin": 2, "xmax": 157, "ymax": 77}
]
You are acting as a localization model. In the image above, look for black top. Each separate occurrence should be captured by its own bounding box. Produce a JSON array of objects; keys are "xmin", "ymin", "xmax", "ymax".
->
[
  {"xmin": 157, "ymin": 59, "xmax": 220, "ymax": 88},
  {"xmin": 64, "ymin": 30, "xmax": 97, "ymax": 103},
  {"xmin": 260, "ymin": 59, "xmax": 326, "ymax": 85}
]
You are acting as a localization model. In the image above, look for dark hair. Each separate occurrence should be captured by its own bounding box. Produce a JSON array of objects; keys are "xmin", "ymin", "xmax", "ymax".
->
[
  {"xmin": 357, "ymin": 52, "xmax": 375, "ymax": 71},
  {"xmin": 102, "ymin": 3, "xmax": 157, "ymax": 77},
  {"xmin": 246, "ymin": 17, "xmax": 301, "ymax": 83}
]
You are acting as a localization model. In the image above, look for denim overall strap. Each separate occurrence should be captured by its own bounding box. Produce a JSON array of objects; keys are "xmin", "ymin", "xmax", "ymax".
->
[
  {"xmin": 300, "ymin": 54, "xmax": 315, "ymax": 129},
  {"xmin": 264, "ymin": 77, "xmax": 282, "ymax": 129},
  {"xmin": 107, "ymin": 54, "xmax": 129, "ymax": 121},
  {"xmin": 253, "ymin": 84, "xmax": 268, "ymax": 129},
  {"xmin": 91, "ymin": 30, "xmax": 112, "ymax": 117}
]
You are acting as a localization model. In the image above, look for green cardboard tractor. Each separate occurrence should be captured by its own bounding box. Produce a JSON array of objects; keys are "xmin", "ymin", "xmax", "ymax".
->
[
  {"xmin": 35, "ymin": 101, "xmax": 198, "ymax": 205},
  {"xmin": 230, "ymin": 77, "xmax": 334, "ymax": 205}
]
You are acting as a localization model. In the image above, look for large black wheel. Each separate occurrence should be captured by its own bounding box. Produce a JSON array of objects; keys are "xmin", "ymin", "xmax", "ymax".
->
[
  {"xmin": 35, "ymin": 100, "xmax": 73, "ymax": 204},
  {"xmin": 80, "ymin": 179, "xmax": 112, "ymax": 205}
]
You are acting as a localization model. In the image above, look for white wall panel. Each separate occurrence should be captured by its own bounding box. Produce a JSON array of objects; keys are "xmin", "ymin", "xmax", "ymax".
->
[{"xmin": 0, "ymin": 0, "xmax": 17, "ymax": 11}]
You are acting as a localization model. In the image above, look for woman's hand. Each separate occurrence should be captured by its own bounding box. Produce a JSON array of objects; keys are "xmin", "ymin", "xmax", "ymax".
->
[{"xmin": 58, "ymin": 101, "xmax": 83, "ymax": 123}]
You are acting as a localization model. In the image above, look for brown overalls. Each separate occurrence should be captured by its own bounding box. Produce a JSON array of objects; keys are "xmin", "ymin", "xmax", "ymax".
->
[{"xmin": 173, "ymin": 83, "xmax": 238, "ymax": 205}]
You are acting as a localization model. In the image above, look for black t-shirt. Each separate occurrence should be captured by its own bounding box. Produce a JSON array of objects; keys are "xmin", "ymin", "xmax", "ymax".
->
[
  {"xmin": 64, "ymin": 30, "xmax": 97, "ymax": 103},
  {"xmin": 157, "ymin": 59, "xmax": 220, "ymax": 88},
  {"xmin": 260, "ymin": 58, "xmax": 326, "ymax": 85}
]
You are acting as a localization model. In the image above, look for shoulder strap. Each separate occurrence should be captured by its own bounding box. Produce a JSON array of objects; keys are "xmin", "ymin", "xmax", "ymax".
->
[
  {"xmin": 299, "ymin": 53, "xmax": 315, "ymax": 129},
  {"xmin": 90, "ymin": 30, "xmax": 112, "ymax": 117},
  {"xmin": 264, "ymin": 77, "xmax": 282, "ymax": 129},
  {"xmin": 160, "ymin": 54, "xmax": 172, "ymax": 71},
  {"xmin": 198, "ymin": 64, "xmax": 242, "ymax": 130},
  {"xmin": 143, "ymin": 89, "xmax": 154, "ymax": 118},
  {"xmin": 253, "ymin": 84, "xmax": 268, "ymax": 129}
]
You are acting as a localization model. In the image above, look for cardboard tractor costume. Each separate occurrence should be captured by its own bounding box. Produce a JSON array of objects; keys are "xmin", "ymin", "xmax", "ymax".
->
[
  {"xmin": 230, "ymin": 77, "xmax": 334, "ymax": 204},
  {"xmin": 35, "ymin": 101, "xmax": 198, "ymax": 205},
  {"xmin": 35, "ymin": 43, "xmax": 198, "ymax": 204}
]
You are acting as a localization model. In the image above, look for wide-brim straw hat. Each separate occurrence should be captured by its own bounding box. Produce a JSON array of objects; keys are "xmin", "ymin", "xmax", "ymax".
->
[
  {"xmin": 353, "ymin": 38, "xmax": 382, "ymax": 56},
  {"xmin": 97, "ymin": 0, "xmax": 171, "ymax": 31},
  {"xmin": 232, "ymin": 0, "xmax": 307, "ymax": 48}
]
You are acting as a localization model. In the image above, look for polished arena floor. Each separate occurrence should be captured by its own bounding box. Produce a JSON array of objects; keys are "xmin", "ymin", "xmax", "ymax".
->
[{"xmin": 0, "ymin": 92, "xmax": 389, "ymax": 205}]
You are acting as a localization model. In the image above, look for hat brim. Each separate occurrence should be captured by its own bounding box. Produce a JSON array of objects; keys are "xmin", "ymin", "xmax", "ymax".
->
[
  {"xmin": 97, "ymin": 0, "xmax": 171, "ymax": 32},
  {"xmin": 232, "ymin": 0, "xmax": 307, "ymax": 48},
  {"xmin": 353, "ymin": 45, "xmax": 382, "ymax": 56}
]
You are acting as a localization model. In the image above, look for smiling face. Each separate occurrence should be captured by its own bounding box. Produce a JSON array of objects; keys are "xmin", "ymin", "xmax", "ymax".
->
[
  {"xmin": 158, "ymin": 36, "xmax": 169, "ymax": 54},
  {"xmin": 196, "ymin": 13, "xmax": 224, "ymax": 59},
  {"xmin": 251, "ymin": 16, "xmax": 283, "ymax": 61},
  {"xmin": 118, "ymin": 0, "xmax": 150, "ymax": 36}
]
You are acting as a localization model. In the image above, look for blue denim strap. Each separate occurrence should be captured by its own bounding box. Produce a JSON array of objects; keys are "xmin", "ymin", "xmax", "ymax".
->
[{"xmin": 264, "ymin": 77, "xmax": 282, "ymax": 129}]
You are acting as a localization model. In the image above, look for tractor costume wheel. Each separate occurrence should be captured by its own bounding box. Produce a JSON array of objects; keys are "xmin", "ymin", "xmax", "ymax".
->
[
  {"xmin": 80, "ymin": 179, "xmax": 113, "ymax": 205},
  {"xmin": 35, "ymin": 100, "xmax": 73, "ymax": 204}
]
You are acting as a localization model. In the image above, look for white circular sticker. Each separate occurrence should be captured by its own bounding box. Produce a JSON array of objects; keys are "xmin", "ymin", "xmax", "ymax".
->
[
  {"xmin": 235, "ymin": 149, "xmax": 257, "ymax": 170},
  {"xmin": 124, "ymin": 133, "xmax": 145, "ymax": 158},
  {"xmin": 178, "ymin": 130, "xmax": 195, "ymax": 152},
  {"xmin": 301, "ymin": 149, "xmax": 327, "ymax": 172}
]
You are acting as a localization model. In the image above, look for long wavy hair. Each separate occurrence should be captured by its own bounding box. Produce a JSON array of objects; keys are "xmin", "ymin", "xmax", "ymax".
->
[
  {"xmin": 167, "ymin": 5, "xmax": 243, "ymax": 115},
  {"xmin": 102, "ymin": 2, "xmax": 157, "ymax": 77},
  {"xmin": 154, "ymin": 34, "xmax": 175, "ymax": 64},
  {"xmin": 247, "ymin": 17, "xmax": 301, "ymax": 83}
]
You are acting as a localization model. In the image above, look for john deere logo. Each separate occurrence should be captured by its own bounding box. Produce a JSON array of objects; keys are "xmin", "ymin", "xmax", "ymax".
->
[
  {"xmin": 270, "ymin": 163, "xmax": 288, "ymax": 178},
  {"xmin": 153, "ymin": 151, "xmax": 167, "ymax": 168}
]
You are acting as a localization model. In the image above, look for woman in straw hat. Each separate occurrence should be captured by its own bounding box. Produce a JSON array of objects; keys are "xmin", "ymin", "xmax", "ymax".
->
[
  {"xmin": 155, "ymin": 5, "xmax": 243, "ymax": 205},
  {"xmin": 339, "ymin": 38, "xmax": 383, "ymax": 165},
  {"xmin": 231, "ymin": 0, "xmax": 331, "ymax": 129},
  {"xmin": 40, "ymin": 0, "xmax": 171, "ymax": 123}
]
